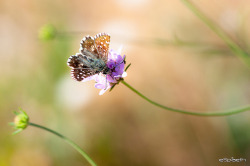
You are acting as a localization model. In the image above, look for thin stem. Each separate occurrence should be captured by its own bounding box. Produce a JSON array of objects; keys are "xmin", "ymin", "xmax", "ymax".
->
[
  {"xmin": 121, "ymin": 80, "xmax": 250, "ymax": 116},
  {"xmin": 180, "ymin": 0, "xmax": 250, "ymax": 67},
  {"xmin": 29, "ymin": 122, "xmax": 97, "ymax": 166}
]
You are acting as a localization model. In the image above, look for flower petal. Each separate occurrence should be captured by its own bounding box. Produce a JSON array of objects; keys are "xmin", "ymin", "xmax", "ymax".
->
[
  {"xmin": 122, "ymin": 72, "xmax": 127, "ymax": 77},
  {"xmin": 82, "ymin": 75, "xmax": 96, "ymax": 82},
  {"xmin": 95, "ymin": 83, "xmax": 105, "ymax": 89}
]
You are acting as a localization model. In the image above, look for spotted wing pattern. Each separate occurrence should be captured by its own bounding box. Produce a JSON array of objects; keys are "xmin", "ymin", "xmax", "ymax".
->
[
  {"xmin": 94, "ymin": 33, "xmax": 110, "ymax": 62},
  {"xmin": 79, "ymin": 36, "xmax": 99, "ymax": 58},
  {"xmin": 67, "ymin": 53, "xmax": 94, "ymax": 81},
  {"xmin": 67, "ymin": 54, "xmax": 84, "ymax": 68},
  {"xmin": 71, "ymin": 68, "xmax": 94, "ymax": 81}
]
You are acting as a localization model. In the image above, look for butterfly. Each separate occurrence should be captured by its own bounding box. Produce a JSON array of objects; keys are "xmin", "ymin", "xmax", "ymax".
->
[{"xmin": 67, "ymin": 32, "xmax": 111, "ymax": 81}]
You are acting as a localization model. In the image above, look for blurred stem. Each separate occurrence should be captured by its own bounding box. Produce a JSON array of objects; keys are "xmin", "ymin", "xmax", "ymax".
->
[
  {"xmin": 121, "ymin": 80, "xmax": 250, "ymax": 116},
  {"xmin": 180, "ymin": 0, "xmax": 250, "ymax": 67},
  {"xmin": 29, "ymin": 122, "xmax": 97, "ymax": 166}
]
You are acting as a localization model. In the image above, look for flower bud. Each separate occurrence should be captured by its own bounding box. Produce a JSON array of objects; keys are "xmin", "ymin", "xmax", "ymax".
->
[
  {"xmin": 38, "ymin": 24, "xmax": 57, "ymax": 41},
  {"xmin": 11, "ymin": 108, "xmax": 29, "ymax": 134}
]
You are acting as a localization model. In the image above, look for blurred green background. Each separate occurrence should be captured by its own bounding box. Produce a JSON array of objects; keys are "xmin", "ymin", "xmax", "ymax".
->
[{"xmin": 1, "ymin": 0, "xmax": 250, "ymax": 166}]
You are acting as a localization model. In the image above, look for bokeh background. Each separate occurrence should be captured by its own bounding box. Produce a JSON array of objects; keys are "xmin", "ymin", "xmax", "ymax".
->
[{"xmin": 1, "ymin": 0, "xmax": 250, "ymax": 165}]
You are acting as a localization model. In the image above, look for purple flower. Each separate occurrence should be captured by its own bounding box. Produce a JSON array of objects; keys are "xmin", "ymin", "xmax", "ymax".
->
[{"xmin": 87, "ymin": 48, "xmax": 127, "ymax": 95}]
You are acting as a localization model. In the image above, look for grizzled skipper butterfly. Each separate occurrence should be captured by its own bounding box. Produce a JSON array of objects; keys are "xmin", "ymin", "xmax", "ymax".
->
[{"xmin": 67, "ymin": 33, "xmax": 110, "ymax": 81}]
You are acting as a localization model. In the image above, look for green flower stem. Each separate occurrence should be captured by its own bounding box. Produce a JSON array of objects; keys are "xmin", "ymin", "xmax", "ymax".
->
[
  {"xmin": 180, "ymin": 0, "xmax": 250, "ymax": 67},
  {"xmin": 29, "ymin": 122, "xmax": 97, "ymax": 166},
  {"xmin": 121, "ymin": 80, "xmax": 250, "ymax": 116}
]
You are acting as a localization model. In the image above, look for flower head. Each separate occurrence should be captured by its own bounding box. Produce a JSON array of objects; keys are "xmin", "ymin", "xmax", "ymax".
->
[
  {"xmin": 90, "ymin": 48, "xmax": 128, "ymax": 95},
  {"xmin": 10, "ymin": 108, "xmax": 29, "ymax": 135}
]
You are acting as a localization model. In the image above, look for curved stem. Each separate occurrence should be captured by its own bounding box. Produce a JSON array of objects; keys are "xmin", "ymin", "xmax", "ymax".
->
[
  {"xmin": 180, "ymin": 0, "xmax": 250, "ymax": 67},
  {"xmin": 121, "ymin": 80, "xmax": 250, "ymax": 116},
  {"xmin": 29, "ymin": 122, "xmax": 97, "ymax": 166}
]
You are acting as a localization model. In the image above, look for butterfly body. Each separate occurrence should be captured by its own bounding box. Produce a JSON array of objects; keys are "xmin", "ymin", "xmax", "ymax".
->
[
  {"xmin": 67, "ymin": 33, "xmax": 110, "ymax": 81},
  {"xmin": 89, "ymin": 57, "xmax": 109, "ymax": 74}
]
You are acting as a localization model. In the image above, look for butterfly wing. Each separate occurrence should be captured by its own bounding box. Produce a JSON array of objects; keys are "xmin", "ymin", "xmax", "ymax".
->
[
  {"xmin": 94, "ymin": 33, "xmax": 110, "ymax": 62},
  {"xmin": 71, "ymin": 68, "xmax": 94, "ymax": 81},
  {"xmin": 79, "ymin": 36, "xmax": 99, "ymax": 59},
  {"xmin": 67, "ymin": 53, "xmax": 95, "ymax": 81},
  {"xmin": 67, "ymin": 54, "xmax": 84, "ymax": 68}
]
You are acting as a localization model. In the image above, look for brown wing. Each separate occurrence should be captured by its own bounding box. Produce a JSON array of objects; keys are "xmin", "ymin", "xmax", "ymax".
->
[
  {"xmin": 67, "ymin": 53, "xmax": 85, "ymax": 68},
  {"xmin": 68, "ymin": 53, "xmax": 94, "ymax": 81},
  {"xmin": 94, "ymin": 32, "xmax": 110, "ymax": 62},
  {"xmin": 79, "ymin": 36, "xmax": 99, "ymax": 59},
  {"xmin": 71, "ymin": 68, "xmax": 94, "ymax": 81}
]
